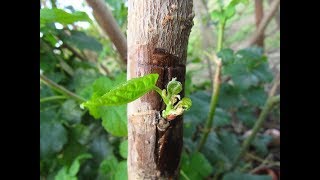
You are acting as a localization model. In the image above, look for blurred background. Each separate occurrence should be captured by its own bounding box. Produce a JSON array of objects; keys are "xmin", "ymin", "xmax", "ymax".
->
[{"xmin": 40, "ymin": 0, "xmax": 280, "ymax": 179}]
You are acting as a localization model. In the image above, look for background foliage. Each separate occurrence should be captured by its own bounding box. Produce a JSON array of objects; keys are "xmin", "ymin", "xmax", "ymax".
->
[{"xmin": 40, "ymin": 0, "xmax": 280, "ymax": 179}]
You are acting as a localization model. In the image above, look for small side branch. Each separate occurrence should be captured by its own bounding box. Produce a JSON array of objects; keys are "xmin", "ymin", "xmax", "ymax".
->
[
  {"xmin": 86, "ymin": 0, "xmax": 127, "ymax": 64},
  {"xmin": 40, "ymin": 74, "xmax": 86, "ymax": 102}
]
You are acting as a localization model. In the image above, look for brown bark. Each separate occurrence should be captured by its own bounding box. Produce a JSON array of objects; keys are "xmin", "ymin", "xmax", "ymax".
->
[
  {"xmin": 86, "ymin": 0, "xmax": 127, "ymax": 64},
  {"xmin": 254, "ymin": 0, "xmax": 264, "ymax": 47},
  {"xmin": 127, "ymin": 0, "xmax": 194, "ymax": 179}
]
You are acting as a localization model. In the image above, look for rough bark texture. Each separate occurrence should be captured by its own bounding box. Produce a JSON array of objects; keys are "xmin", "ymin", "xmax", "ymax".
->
[{"xmin": 127, "ymin": 0, "xmax": 194, "ymax": 179}]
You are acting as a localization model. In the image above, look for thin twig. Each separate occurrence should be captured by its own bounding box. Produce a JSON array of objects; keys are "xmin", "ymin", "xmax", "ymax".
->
[
  {"xmin": 40, "ymin": 96, "xmax": 67, "ymax": 103},
  {"xmin": 86, "ymin": 0, "xmax": 127, "ymax": 64},
  {"xmin": 197, "ymin": 19, "xmax": 226, "ymax": 152},
  {"xmin": 61, "ymin": 43, "xmax": 86, "ymax": 61},
  {"xmin": 40, "ymin": 74, "xmax": 86, "ymax": 102},
  {"xmin": 269, "ymin": 72, "xmax": 280, "ymax": 97}
]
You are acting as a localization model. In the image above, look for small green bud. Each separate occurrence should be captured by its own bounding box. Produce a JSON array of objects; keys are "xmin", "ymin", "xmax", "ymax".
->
[{"xmin": 167, "ymin": 78, "xmax": 182, "ymax": 96}]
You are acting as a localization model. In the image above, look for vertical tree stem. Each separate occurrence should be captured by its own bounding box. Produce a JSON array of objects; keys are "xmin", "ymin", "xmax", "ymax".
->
[
  {"xmin": 197, "ymin": 19, "xmax": 225, "ymax": 151},
  {"xmin": 216, "ymin": 20, "xmax": 226, "ymax": 52}
]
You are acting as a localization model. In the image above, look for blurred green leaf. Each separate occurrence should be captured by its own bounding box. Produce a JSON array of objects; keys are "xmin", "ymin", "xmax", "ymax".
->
[
  {"xmin": 243, "ymin": 87, "xmax": 267, "ymax": 107},
  {"xmin": 219, "ymin": 131, "xmax": 241, "ymax": 164},
  {"xmin": 55, "ymin": 167, "xmax": 76, "ymax": 180},
  {"xmin": 40, "ymin": 53, "xmax": 58, "ymax": 73},
  {"xmin": 71, "ymin": 124, "xmax": 91, "ymax": 145},
  {"xmin": 184, "ymin": 91, "xmax": 210, "ymax": 137},
  {"xmin": 218, "ymin": 84, "xmax": 241, "ymax": 109},
  {"xmin": 252, "ymin": 135, "xmax": 272, "ymax": 156},
  {"xmin": 89, "ymin": 134, "xmax": 113, "ymax": 161},
  {"xmin": 114, "ymin": 161, "xmax": 128, "ymax": 180},
  {"xmin": 61, "ymin": 31, "xmax": 103, "ymax": 52},
  {"xmin": 119, "ymin": 140, "xmax": 128, "ymax": 159},
  {"xmin": 100, "ymin": 155, "xmax": 118, "ymax": 179},
  {"xmin": 69, "ymin": 154, "xmax": 92, "ymax": 176},
  {"xmin": 218, "ymin": 48, "xmax": 235, "ymax": 65},
  {"xmin": 41, "ymin": 8, "xmax": 91, "ymax": 25},
  {"xmin": 211, "ymin": 10, "xmax": 225, "ymax": 21},
  {"xmin": 215, "ymin": 108, "xmax": 231, "ymax": 127},
  {"xmin": 223, "ymin": 172, "xmax": 272, "ymax": 180},
  {"xmin": 236, "ymin": 107, "xmax": 256, "ymax": 128},
  {"xmin": 180, "ymin": 152, "xmax": 213, "ymax": 180},
  {"xmin": 40, "ymin": 117, "xmax": 68, "ymax": 158},
  {"xmin": 71, "ymin": 68, "xmax": 100, "ymax": 95},
  {"xmin": 61, "ymin": 100, "xmax": 83, "ymax": 125},
  {"xmin": 55, "ymin": 153, "xmax": 92, "ymax": 180}
]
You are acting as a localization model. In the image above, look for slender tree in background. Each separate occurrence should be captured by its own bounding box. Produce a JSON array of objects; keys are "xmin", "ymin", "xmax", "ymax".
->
[
  {"xmin": 127, "ymin": 0, "xmax": 194, "ymax": 179},
  {"xmin": 254, "ymin": 0, "xmax": 264, "ymax": 47}
]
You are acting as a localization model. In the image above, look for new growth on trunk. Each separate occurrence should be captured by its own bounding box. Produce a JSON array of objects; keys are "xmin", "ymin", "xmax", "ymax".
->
[{"xmin": 127, "ymin": 0, "xmax": 194, "ymax": 179}]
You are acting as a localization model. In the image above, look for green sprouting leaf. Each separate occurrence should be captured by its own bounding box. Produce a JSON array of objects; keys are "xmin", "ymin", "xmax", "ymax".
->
[
  {"xmin": 180, "ymin": 152, "xmax": 213, "ymax": 180},
  {"xmin": 119, "ymin": 140, "xmax": 128, "ymax": 159},
  {"xmin": 69, "ymin": 154, "xmax": 92, "ymax": 176},
  {"xmin": 114, "ymin": 161, "xmax": 128, "ymax": 180},
  {"xmin": 60, "ymin": 31, "xmax": 103, "ymax": 52},
  {"xmin": 167, "ymin": 78, "xmax": 182, "ymax": 96},
  {"xmin": 40, "ymin": 8, "xmax": 91, "ymax": 25},
  {"xmin": 40, "ymin": 118, "xmax": 68, "ymax": 158},
  {"xmin": 101, "ymin": 105, "xmax": 127, "ymax": 137},
  {"xmin": 82, "ymin": 73, "xmax": 159, "ymax": 108},
  {"xmin": 222, "ymin": 172, "xmax": 272, "ymax": 180},
  {"xmin": 178, "ymin": 97, "xmax": 192, "ymax": 111},
  {"xmin": 84, "ymin": 75, "xmax": 126, "ymax": 119}
]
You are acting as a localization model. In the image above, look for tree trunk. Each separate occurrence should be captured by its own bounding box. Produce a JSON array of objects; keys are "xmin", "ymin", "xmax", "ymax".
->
[
  {"xmin": 254, "ymin": 0, "xmax": 264, "ymax": 47},
  {"xmin": 127, "ymin": 0, "xmax": 194, "ymax": 179}
]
